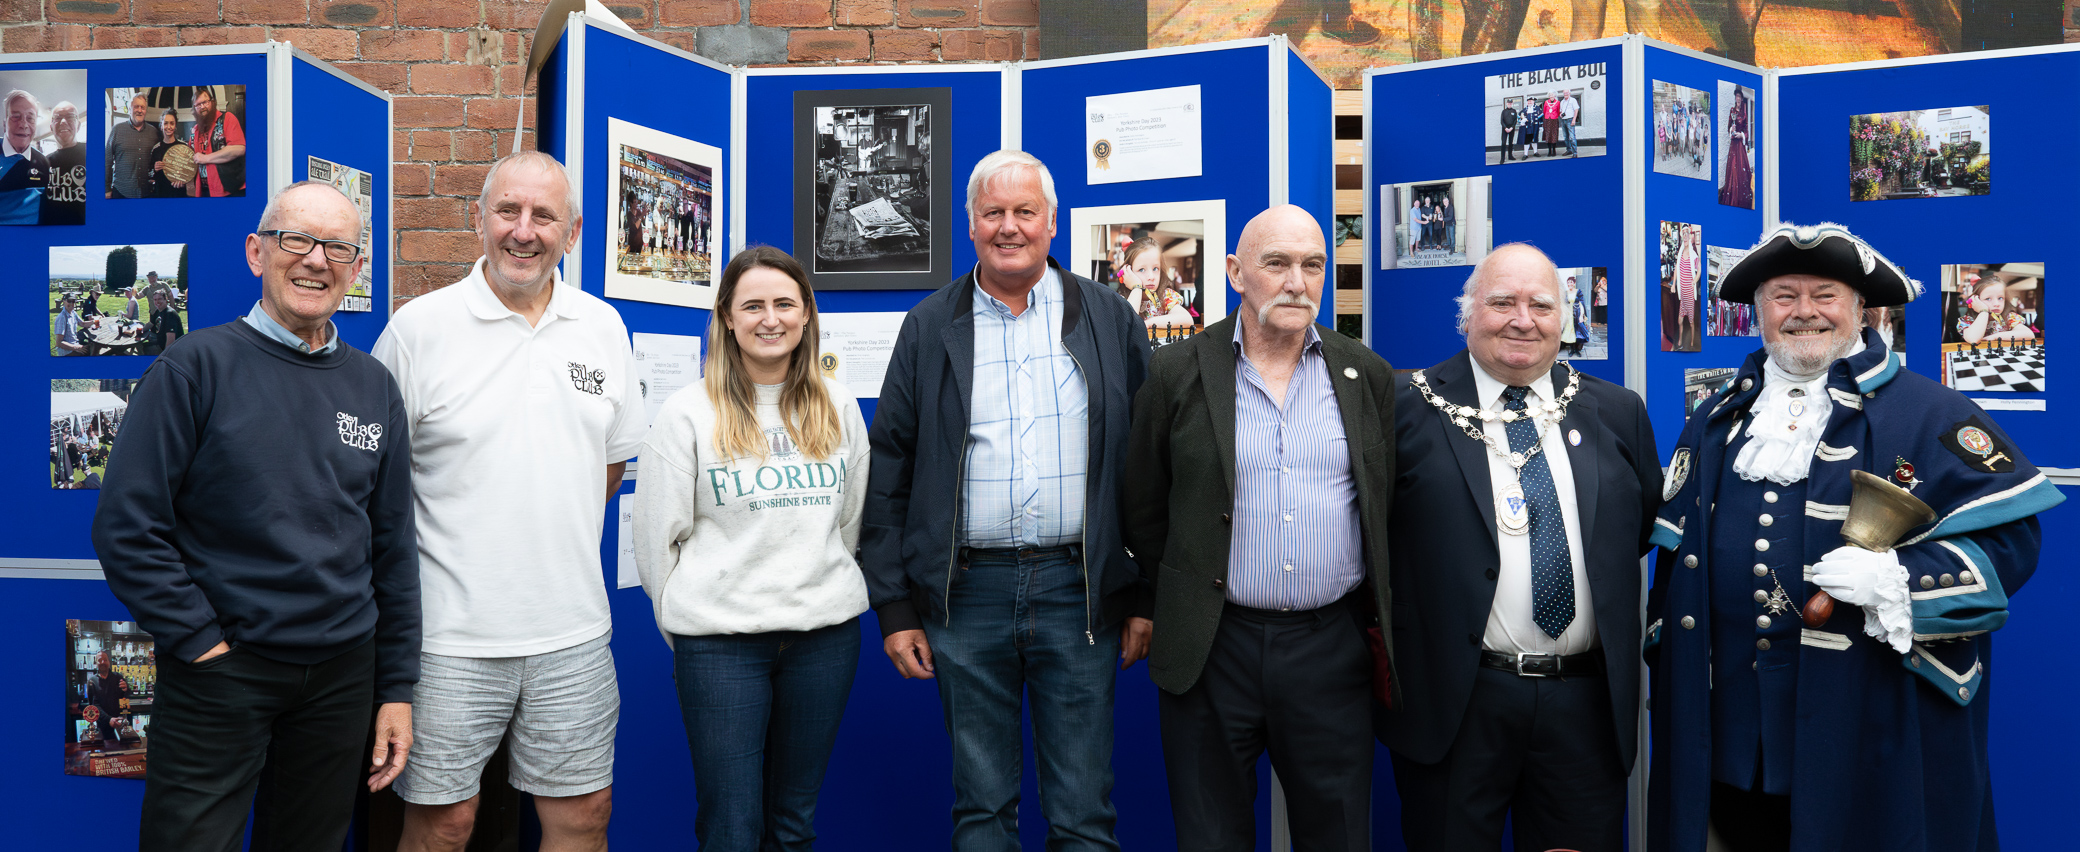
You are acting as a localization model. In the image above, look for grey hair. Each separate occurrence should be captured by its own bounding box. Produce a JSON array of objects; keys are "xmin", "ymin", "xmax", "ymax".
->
[
  {"xmin": 3, "ymin": 89, "xmax": 40, "ymax": 116},
  {"xmin": 257, "ymin": 179, "xmax": 363, "ymax": 240},
  {"xmin": 1455, "ymin": 242, "xmax": 1563, "ymax": 335},
  {"xmin": 965, "ymin": 150, "xmax": 1057, "ymax": 223},
  {"xmin": 50, "ymin": 100, "xmax": 79, "ymax": 120},
  {"xmin": 480, "ymin": 150, "xmax": 580, "ymax": 220}
]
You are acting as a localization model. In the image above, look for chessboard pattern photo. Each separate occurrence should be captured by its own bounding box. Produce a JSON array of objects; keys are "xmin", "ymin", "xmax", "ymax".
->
[{"xmin": 1945, "ymin": 343, "xmax": 2044, "ymax": 393}]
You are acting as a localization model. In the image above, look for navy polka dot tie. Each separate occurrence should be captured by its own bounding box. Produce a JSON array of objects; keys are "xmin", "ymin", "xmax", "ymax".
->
[{"xmin": 1504, "ymin": 386, "xmax": 1575, "ymax": 638}]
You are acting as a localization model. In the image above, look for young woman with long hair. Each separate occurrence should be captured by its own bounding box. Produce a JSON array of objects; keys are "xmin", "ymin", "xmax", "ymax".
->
[{"xmin": 631, "ymin": 245, "xmax": 871, "ymax": 851}]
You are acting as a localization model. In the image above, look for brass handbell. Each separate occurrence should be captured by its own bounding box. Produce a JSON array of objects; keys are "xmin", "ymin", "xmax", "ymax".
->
[{"xmin": 1802, "ymin": 469, "xmax": 1939, "ymax": 627}]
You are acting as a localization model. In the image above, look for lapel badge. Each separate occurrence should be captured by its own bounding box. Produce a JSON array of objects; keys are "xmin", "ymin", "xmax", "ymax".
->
[
  {"xmin": 1893, "ymin": 456, "xmax": 1921, "ymax": 491},
  {"xmin": 1343, "ymin": 367, "xmax": 1358, "ymax": 379},
  {"xmin": 1568, "ymin": 429, "xmax": 1581, "ymax": 447}
]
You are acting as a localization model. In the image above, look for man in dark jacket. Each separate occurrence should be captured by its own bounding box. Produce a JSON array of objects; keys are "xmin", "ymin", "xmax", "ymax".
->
[
  {"xmin": 864, "ymin": 150, "xmax": 1151, "ymax": 850},
  {"xmin": 1124, "ymin": 205, "xmax": 1395, "ymax": 850}
]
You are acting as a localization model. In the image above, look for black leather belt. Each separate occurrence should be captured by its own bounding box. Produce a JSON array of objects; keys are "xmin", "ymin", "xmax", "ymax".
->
[{"xmin": 1479, "ymin": 649, "xmax": 1605, "ymax": 677}]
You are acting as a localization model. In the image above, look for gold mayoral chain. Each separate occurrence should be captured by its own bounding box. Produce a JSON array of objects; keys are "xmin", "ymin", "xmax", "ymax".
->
[{"xmin": 1411, "ymin": 365, "xmax": 1582, "ymax": 537}]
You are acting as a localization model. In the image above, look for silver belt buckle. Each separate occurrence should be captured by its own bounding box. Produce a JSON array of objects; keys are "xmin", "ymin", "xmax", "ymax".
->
[{"xmin": 1515, "ymin": 651, "xmax": 1558, "ymax": 677}]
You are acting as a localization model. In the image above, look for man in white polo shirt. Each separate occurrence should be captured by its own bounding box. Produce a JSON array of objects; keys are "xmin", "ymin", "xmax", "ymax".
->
[{"xmin": 374, "ymin": 150, "xmax": 645, "ymax": 852}]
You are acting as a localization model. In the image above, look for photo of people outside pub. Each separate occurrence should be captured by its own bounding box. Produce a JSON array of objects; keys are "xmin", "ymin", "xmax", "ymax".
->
[
  {"xmin": 1381, "ymin": 175, "xmax": 1492, "ymax": 269},
  {"xmin": 1484, "ymin": 63, "xmax": 1605, "ymax": 165},
  {"xmin": 64, "ymin": 619, "xmax": 155, "ymax": 779},
  {"xmin": 1652, "ymin": 80, "xmax": 1711, "ymax": 180},
  {"xmin": 1851, "ymin": 105, "xmax": 1989, "ymax": 201}
]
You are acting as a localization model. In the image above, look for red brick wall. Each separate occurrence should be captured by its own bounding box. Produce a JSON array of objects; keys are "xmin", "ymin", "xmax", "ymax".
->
[{"xmin": 1, "ymin": 0, "xmax": 1040, "ymax": 302}]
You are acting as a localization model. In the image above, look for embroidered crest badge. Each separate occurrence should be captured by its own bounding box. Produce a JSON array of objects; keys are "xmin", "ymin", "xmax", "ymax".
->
[{"xmin": 1663, "ymin": 447, "xmax": 1691, "ymax": 501}]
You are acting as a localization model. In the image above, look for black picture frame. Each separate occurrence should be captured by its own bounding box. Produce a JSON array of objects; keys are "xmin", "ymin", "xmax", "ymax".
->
[{"xmin": 793, "ymin": 87, "xmax": 954, "ymax": 290}]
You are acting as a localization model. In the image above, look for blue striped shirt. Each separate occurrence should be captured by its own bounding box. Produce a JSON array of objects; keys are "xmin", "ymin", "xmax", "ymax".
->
[
  {"xmin": 1227, "ymin": 323, "xmax": 1362, "ymax": 610},
  {"xmin": 961, "ymin": 268, "xmax": 1089, "ymax": 548}
]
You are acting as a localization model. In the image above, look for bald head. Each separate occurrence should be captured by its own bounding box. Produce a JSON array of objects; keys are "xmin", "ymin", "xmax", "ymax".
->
[
  {"xmin": 1235, "ymin": 205, "xmax": 1324, "ymax": 261},
  {"xmin": 1457, "ymin": 243, "xmax": 1560, "ymax": 334}
]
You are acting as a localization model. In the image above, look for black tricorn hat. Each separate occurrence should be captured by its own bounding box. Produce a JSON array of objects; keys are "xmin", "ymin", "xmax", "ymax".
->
[{"xmin": 1715, "ymin": 222, "xmax": 1922, "ymax": 308}]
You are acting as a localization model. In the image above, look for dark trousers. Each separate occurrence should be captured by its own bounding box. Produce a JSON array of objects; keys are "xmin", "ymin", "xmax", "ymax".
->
[
  {"xmin": 1711, "ymin": 781, "xmax": 1792, "ymax": 851},
  {"xmin": 1391, "ymin": 664, "xmax": 1626, "ymax": 852},
  {"xmin": 672, "ymin": 619, "xmax": 861, "ymax": 852},
  {"xmin": 1158, "ymin": 600, "xmax": 1374, "ymax": 852},
  {"xmin": 141, "ymin": 638, "xmax": 375, "ymax": 852}
]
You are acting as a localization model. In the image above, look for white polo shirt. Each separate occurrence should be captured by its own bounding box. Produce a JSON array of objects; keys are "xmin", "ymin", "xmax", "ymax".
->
[{"xmin": 373, "ymin": 259, "xmax": 648, "ymax": 658}]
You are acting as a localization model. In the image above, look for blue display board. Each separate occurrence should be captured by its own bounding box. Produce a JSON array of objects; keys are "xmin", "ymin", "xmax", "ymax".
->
[
  {"xmin": 1777, "ymin": 47, "xmax": 2076, "ymax": 470},
  {"xmin": 1366, "ymin": 40, "xmax": 1629, "ymax": 387},
  {"xmin": 1023, "ymin": 39, "xmax": 1333, "ymax": 330},
  {"xmin": 1638, "ymin": 43, "xmax": 1768, "ymax": 458},
  {"xmin": 0, "ymin": 43, "xmax": 390, "ymax": 849},
  {"xmin": 1775, "ymin": 45, "xmax": 2080, "ymax": 849}
]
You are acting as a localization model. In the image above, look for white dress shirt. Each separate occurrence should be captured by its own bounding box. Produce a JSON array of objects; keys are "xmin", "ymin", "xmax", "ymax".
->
[{"xmin": 1468, "ymin": 355, "xmax": 1596, "ymax": 655}]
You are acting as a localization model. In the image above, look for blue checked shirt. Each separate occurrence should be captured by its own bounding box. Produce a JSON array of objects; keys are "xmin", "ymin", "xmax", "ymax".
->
[
  {"xmin": 961, "ymin": 268, "xmax": 1089, "ymax": 548},
  {"xmin": 1227, "ymin": 323, "xmax": 1362, "ymax": 610}
]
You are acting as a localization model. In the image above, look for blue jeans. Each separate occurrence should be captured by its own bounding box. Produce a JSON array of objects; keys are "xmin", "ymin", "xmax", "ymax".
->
[
  {"xmin": 1562, "ymin": 117, "xmax": 1578, "ymax": 153},
  {"xmin": 673, "ymin": 618, "xmax": 861, "ymax": 852},
  {"xmin": 925, "ymin": 545, "xmax": 1122, "ymax": 852}
]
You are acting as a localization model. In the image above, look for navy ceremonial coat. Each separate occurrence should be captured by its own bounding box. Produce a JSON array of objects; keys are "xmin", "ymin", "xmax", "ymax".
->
[{"xmin": 1645, "ymin": 331, "xmax": 2063, "ymax": 852}]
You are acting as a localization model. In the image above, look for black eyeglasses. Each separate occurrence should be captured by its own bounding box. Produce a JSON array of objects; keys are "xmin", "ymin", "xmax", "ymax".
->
[{"xmin": 257, "ymin": 229, "xmax": 362, "ymax": 264}]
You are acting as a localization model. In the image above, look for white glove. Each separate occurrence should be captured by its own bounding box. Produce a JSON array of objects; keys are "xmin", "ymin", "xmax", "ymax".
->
[{"xmin": 1810, "ymin": 545, "xmax": 1913, "ymax": 655}]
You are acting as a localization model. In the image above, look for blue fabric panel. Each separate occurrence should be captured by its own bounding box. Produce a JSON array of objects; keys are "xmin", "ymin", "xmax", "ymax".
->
[
  {"xmin": 1022, "ymin": 44, "xmax": 1274, "ymax": 324},
  {"xmin": 2, "ymin": 53, "xmax": 267, "ymax": 565},
  {"xmin": 574, "ymin": 26, "xmax": 733, "ymax": 340},
  {"xmin": 743, "ymin": 69, "xmax": 1000, "ymax": 320},
  {"xmin": 291, "ymin": 57, "xmax": 389, "ymax": 351},
  {"xmin": 1639, "ymin": 45, "xmax": 1766, "ymax": 460},
  {"xmin": 1777, "ymin": 51, "xmax": 2075, "ymax": 468},
  {"xmin": 1287, "ymin": 49, "xmax": 1337, "ymax": 329},
  {"xmin": 1367, "ymin": 44, "xmax": 1626, "ymax": 383}
]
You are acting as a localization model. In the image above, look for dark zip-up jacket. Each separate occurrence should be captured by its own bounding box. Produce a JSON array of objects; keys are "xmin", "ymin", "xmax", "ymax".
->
[{"xmin": 863, "ymin": 257, "xmax": 1152, "ymax": 636}]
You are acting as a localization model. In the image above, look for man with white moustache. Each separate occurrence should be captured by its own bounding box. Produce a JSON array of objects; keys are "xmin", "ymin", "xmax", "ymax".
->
[
  {"xmin": 376, "ymin": 150, "xmax": 646, "ymax": 852},
  {"xmin": 1646, "ymin": 223, "xmax": 2062, "ymax": 852}
]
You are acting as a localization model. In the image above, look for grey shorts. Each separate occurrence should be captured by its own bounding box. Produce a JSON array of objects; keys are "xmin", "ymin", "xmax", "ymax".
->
[{"xmin": 394, "ymin": 632, "xmax": 619, "ymax": 804}]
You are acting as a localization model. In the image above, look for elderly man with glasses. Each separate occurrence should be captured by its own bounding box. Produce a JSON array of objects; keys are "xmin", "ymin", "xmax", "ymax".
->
[{"xmin": 94, "ymin": 180, "xmax": 419, "ymax": 852}]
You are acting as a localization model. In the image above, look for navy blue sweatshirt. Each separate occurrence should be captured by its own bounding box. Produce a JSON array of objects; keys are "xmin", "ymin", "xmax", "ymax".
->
[{"xmin": 93, "ymin": 320, "xmax": 421, "ymax": 703}]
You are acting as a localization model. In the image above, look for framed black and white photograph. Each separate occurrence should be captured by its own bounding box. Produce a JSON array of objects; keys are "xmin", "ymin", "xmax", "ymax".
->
[
  {"xmin": 793, "ymin": 87, "xmax": 952, "ymax": 290},
  {"xmin": 1, "ymin": 68, "xmax": 88, "ymax": 225},
  {"xmin": 604, "ymin": 117, "xmax": 722, "ymax": 310},
  {"xmin": 1484, "ymin": 64, "xmax": 1605, "ymax": 165},
  {"xmin": 1067, "ymin": 199, "xmax": 1227, "ymax": 350}
]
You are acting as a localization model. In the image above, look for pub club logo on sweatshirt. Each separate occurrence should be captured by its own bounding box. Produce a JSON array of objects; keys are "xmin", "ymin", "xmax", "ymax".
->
[
  {"xmin": 337, "ymin": 411, "xmax": 383, "ymax": 452},
  {"xmin": 705, "ymin": 425, "xmax": 848, "ymax": 512}
]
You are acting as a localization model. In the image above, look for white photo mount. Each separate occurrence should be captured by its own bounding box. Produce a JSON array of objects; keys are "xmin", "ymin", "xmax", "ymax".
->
[
  {"xmin": 602, "ymin": 116, "xmax": 722, "ymax": 310},
  {"xmin": 1068, "ymin": 198, "xmax": 1229, "ymax": 333}
]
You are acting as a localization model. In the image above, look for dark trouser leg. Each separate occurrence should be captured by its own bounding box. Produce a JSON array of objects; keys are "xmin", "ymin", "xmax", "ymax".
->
[
  {"xmin": 1711, "ymin": 781, "xmax": 1791, "ymax": 852},
  {"xmin": 762, "ymin": 619, "xmax": 862, "ymax": 852},
  {"xmin": 141, "ymin": 648, "xmax": 281, "ymax": 852},
  {"xmin": 1021, "ymin": 549, "xmax": 1121, "ymax": 852},
  {"xmin": 1391, "ymin": 668, "xmax": 1527, "ymax": 852},
  {"xmin": 1506, "ymin": 669, "xmax": 1625, "ymax": 852},
  {"xmin": 1158, "ymin": 612, "xmax": 1269, "ymax": 852},
  {"xmin": 250, "ymin": 640, "xmax": 376, "ymax": 851},
  {"xmin": 1261, "ymin": 604, "xmax": 1373, "ymax": 852},
  {"xmin": 674, "ymin": 632, "xmax": 778, "ymax": 852},
  {"xmin": 925, "ymin": 550, "xmax": 1031, "ymax": 852}
]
